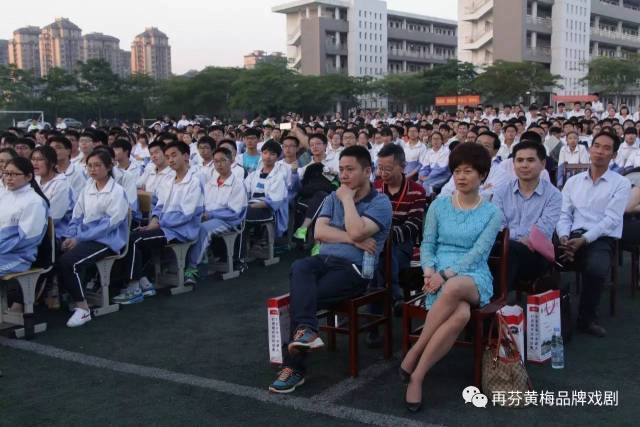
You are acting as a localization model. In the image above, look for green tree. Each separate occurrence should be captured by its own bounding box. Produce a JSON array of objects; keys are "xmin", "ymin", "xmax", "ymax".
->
[
  {"xmin": 474, "ymin": 60, "xmax": 561, "ymax": 104},
  {"xmin": 0, "ymin": 64, "xmax": 40, "ymax": 109},
  {"xmin": 77, "ymin": 59, "xmax": 121, "ymax": 121},
  {"xmin": 41, "ymin": 67, "xmax": 78, "ymax": 117},
  {"xmin": 229, "ymin": 62, "xmax": 299, "ymax": 117},
  {"xmin": 372, "ymin": 73, "xmax": 425, "ymax": 112},
  {"xmin": 582, "ymin": 56, "xmax": 640, "ymax": 106},
  {"xmin": 118, "ymin": 73, "xmax": 160, "ymax": 121}
]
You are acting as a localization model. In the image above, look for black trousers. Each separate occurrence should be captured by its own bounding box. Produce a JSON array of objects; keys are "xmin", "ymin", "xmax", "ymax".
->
[
  {"xmin": 121, "ymin": 228, "xmax": 167, "ymax": 281},
  {"xmin": 622, "ymin": 216, "xmax": 640, "ymax": 244},
  {"xmin": 57, "ymin": 241, "xmax": 114, "ymax": 302},
  {"xmin": 566, "ymin": 237, "xmax": 615, "ymax": 327},
  {"xmin": 507, "ymin": 240, "xmax": 551, "ymax": 290}
]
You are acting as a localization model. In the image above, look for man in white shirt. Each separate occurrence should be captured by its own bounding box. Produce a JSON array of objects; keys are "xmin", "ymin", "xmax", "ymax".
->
[
  {"xmin": 557, "ymin": 132, "xmax": 630, "ymax": 337},
  {"xmin": 591, "ymin": 94, "xmax": 605, "ymax": 117},
  {"xmin": 497, "ymin": 124, "xmax": 518, "ymax": 160}
]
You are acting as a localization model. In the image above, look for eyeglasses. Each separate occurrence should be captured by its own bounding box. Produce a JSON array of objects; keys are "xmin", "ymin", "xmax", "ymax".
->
[
  {"xmin": 213, "ymin": 159, "xmax": 229, "ymax": 165},
  {"xmin": 3, "ymin": 172, "xmax": 24, "ymax": 178}
]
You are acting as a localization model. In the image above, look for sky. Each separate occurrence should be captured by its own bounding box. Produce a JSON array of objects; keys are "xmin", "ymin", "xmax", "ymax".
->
[{"xmin": 2, "ymin": 1, "xmax": 457, "ymax": 75}]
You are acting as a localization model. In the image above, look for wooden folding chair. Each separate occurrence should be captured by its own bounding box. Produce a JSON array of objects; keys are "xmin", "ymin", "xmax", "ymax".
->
[
  {"xmin": 0, "ymin": 218, "xmax": 55, "ymax": 339},
  {"xmin": 402, "ymin": 229, "xmax": 509, "ymax": 388}
]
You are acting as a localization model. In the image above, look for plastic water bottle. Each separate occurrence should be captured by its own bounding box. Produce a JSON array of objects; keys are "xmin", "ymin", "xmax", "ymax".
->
[
  {"xmin": 361, "ymin": 252, "xmax": 376, "ymax": 280},
  {"xmin": 551, "ymin": 327, "xmax": 564, "ymax": 369}
]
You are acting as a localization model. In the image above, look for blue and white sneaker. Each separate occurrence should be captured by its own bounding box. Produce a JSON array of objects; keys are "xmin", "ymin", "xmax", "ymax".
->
[
  {"xmin": 287, "ymin": 328, "xmax": 325, "ymax": 352},
  {"xmin": 139, "ymin": 276, "xmax": 156, "ymax": 297},
  {"xmin": 269, "ymin": 367, "xmax": 305, "ymax": 394},
  {"xmin": 112, "ymin": 287, "xmax": 144, "ymax": 305}
]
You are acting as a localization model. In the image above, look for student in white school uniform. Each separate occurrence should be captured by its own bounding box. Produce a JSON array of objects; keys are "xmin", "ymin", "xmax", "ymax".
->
[
  {"xmin": 559, "ymin": 131, "xmax": 590, "ymax": 165},
  {"xmin": 244, "ymin": 141, "xmax": 289, "ymax": 255},
  {"xmin": 132, "ymin": 133, "xmax": 151, "ymax": 163},
  {"xmin": 401, "ymin": 123, "xmax": 427, "ymax": 181},
  {"xmin": 57, "ymin": 150, "xmax": 129, "ymax": 327},
  {"xmin": 418, "ymin": 131, "xmax": 451, "ymax": 195},
  {"xmin": 613, "ymin": 127, "xmax": 639, "ymax": 171},
  {"xmin": 136, "ymin": 140, "xmax": 175, "ymax": 196},
  {"xmin": 216, "ymin": 139, "xmax": 247, "ymax": 182},
  {"xmin": 557, "ymin": 131, "xmax": 590, "ymax": 187},
  {"xmin": 114, "ymin": 141, "xmax": 204, "ymax": 305},
  {"xmin": 48, "ymin": 135, "xmax": 87, "ymax": 200},
  {"xmin": 622, "ymin": 128, "xmax": 640, "ymax": 172},
  {"xmin": 0, "ymin": 147, "xmax": 18, "ymax": 195},
  {"xmin": 195, "ymin": 136, "xmax": 216, "ymax": 185},
  {"xmin": 0, "ymin": 157, "xmax": 49, "ymax": 278},
  {"xmin": 31, "ymin": 146, "xmax": 73, "ymax": 240},
  {"xmin": 184, "ymin": 147, "xmax": 248, "ymax": 285}
]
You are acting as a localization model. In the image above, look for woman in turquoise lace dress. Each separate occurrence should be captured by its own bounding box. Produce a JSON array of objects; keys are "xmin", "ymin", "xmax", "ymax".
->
[{"xmin": 400, "ymin": 142, "xmax": 503, "ymax": 411}]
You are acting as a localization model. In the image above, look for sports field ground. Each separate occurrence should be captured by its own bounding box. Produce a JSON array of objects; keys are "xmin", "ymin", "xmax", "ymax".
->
[{"xmin": 1, "ymin": 251, "xmax": 638, "ymax": 426}]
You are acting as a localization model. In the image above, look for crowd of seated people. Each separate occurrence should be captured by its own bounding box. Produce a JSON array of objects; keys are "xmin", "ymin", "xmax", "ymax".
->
[{"xmin": 1, "ymin": 99, "xmax": 639, "ymax": 407}]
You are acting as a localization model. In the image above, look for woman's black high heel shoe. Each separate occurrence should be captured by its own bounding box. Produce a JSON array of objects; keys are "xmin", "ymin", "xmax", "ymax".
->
[{"xmin": 405, "ymin": 400, "xmax": 423, "ymax": 413}]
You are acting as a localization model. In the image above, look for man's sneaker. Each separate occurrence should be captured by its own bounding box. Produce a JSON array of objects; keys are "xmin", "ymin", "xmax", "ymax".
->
[
  {"xmin": 184, "ymin": 267, "xmax": 199, "ymax": 286},
  {"xmin": 66, "ymin": 308, "xmax": 91, "ymax": 328},
  {"xmin": 288, "ymin": 328, "xmax": 324, "ymax": 352},
  {"xmin": 112, "ymin": 287, "xmax": 144, "ymax": 305},
  {"xmin": 139, "ymin": 276, "xmax": 156, "ymax": 297},
  {"xmin": 293, "ymin": 227, "xmax": 308, "ymax": 242},
  {"xmin": 269, "ymin": 367, "xmax": 305, "ymax": 394},
  {"xmin": 310, "ymin": 243, "xmax": 321, "ymax": 256}
]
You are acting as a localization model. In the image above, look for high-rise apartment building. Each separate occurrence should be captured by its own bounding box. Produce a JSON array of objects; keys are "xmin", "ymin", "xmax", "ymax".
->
[
  {"xmin": 39, "ymin": 17, "xmax": 82, "ymax": 77},
  {"xmin": 131, "ymin": 27, "xmax": 172, "ymax": 79},
  {"xmin": 81, "ymin": 33, "xmax": 131, "ymax": 77},
  {"xmin": 458, "ymin": 0, "xmax": 640, "ymax": 98},
  {"xmin": 8, "ymin": 26, "xmax": 41, "ymax": 77},
  {"xmin": 272, "ymin": 0, "xmax": 457, "ymax": 77}
]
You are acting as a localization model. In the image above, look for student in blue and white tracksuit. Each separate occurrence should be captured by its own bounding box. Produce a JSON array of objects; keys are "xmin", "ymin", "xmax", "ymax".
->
[
  {"xmin": 0, "ymin": 157, "xmax": 48, "ymax": 276},
  {"xmin": 216, "ymin": 139, "xmax": 247, "ymax": 182},
  {"xmin": 244, "ymin": 141, "xmax": 289, "ymax": 236},
  {"xmin": 418, "ymin": 131, "xmax": 451, "ymax": 195},
  {"xmin": 48, "ymin": 136, "xmax": 87, "ymax": 201},
  {"xmin": 57, "ymin": 150, "xmax": 128, "ymax": 328},
  {"xmin": 112, "ymin": 140, "xmax": 142, "ymax": 218},
  {"xmin": 115, "ymin": 141, "xmax": 204, "ymax": 304},
  {"xmin": 136, "ymin": 140, "xmax": 175, "ymax": 203},
  {"xmin": 184, "ymin": 147, "xmax": 248, "ymax": 284},
  {"xmin": 32, "ymin": 146, "xmax": 74, "ymax": 240}
]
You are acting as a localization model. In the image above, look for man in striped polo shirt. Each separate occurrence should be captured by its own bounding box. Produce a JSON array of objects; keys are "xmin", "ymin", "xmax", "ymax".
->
[{"xmin": 374, "ymin": 144, "xmax": 427, "ymax": 315}]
